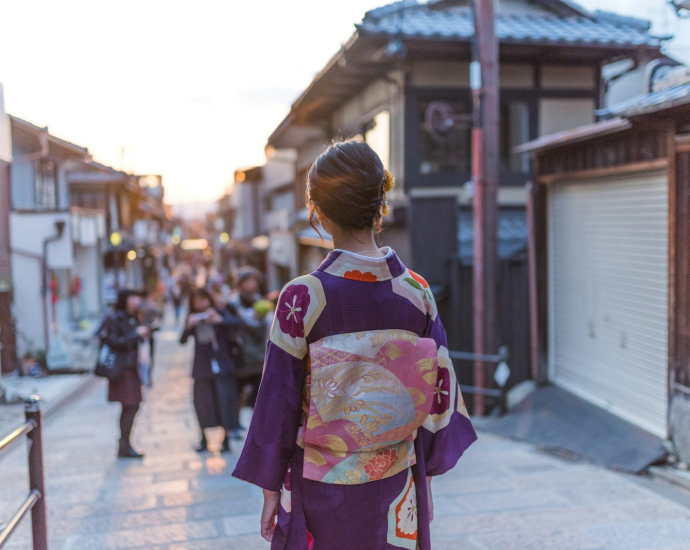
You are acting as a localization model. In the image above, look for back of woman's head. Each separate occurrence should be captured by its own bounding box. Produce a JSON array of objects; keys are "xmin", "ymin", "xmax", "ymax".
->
[{"xmin": 307, "ymin": 140, "xmax": 390, "ymax": 233}]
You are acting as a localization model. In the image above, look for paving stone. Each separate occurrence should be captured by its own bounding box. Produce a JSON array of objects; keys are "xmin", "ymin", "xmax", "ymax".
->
[
  {"xmin": 61, "ymin": 519, "xmax": 219, "ymax": 549},
  {"xmin": 221, "ymin": 513, "xmax": 261, "ymax": 537},
  {"xmin": 583, "ymin": 519, "xmax": 690, "ymax": 549},
  {"xmin": 470, "ymin": 527, "xmax": 603, "ymax": 550}
]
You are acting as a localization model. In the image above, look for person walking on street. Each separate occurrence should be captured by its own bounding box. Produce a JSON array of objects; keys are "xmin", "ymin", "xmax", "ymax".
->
[
  {"xmin": 233, "ymin": 140, "xmax": 477, "ymax": 549},
  {"xmin": 181, "ymin": 288, "xmax": 243, "ymax": 453},
  {"xmin": 105, "ymin": 289, "xmax": 149, "ymax": 459},
  {"xmin": 139, "ymin": 290, "xmax": 161, "ymax": 388},
  {"xmin": 228, "ymin": 266, "xmax": 263, "ymax": 323}
]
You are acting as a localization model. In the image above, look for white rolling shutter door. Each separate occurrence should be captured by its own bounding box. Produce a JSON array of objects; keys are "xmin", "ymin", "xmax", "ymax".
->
[{"xmin": 548, "ymin": 170, "xmax": 669, "ymax": 437}]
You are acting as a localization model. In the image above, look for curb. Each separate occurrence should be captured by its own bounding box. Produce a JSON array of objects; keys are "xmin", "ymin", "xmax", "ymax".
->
[
  {"xmin": 649, "ymin": 466, "xmax": 690, "ymax": 492},
  {"xmin": 42, "ymin": 375, "xmax": 102, "ymax": 422}
]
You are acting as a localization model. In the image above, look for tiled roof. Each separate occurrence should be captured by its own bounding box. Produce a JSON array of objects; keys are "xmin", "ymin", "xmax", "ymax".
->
[
  {"xmin": 358, "ymin": 6, "xmax": 661, "ymax": 48},
  {"xmin": 598, "ymin": 82, "xmax": 690, "ymax": 118}
]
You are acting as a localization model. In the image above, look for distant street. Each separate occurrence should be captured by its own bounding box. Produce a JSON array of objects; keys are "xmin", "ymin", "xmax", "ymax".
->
[{"xmin": 1, "ymin": 312, "xmax": 690, "ymax": 550}]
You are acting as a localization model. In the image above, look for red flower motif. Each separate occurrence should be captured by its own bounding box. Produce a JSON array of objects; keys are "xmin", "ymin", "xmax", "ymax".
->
[
  {"xmin": 277, "ymin": 284, "xmax": 311, "ymax": 338},
  {"xmin": 364, "ymin": 448, "xmax": 399, "ymax": 481},
  {"xmin": 344, "ymin": 270, "xmax": 378, "ymax": 282},
  {"xmin": 408, "ymin": 270, "xmax": 429, "ymax": 289}
]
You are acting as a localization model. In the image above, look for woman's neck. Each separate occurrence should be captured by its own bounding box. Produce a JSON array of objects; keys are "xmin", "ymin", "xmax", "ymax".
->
[{"xmin": 331, "ymin": 228, "xmax": 384, "ymax": 258}]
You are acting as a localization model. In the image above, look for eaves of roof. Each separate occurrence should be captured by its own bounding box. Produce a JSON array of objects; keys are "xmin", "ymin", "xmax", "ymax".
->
[
  {"xmin": 10, "ymin": 115, "xmax": 89, "ymax": 157},
  {"xmin": 513, "ymin": 117, "xmax": 632, "ymax": 155},
  {"xmin": 597, "ymin": 82, "xmax": 690, "ymax": 119}
]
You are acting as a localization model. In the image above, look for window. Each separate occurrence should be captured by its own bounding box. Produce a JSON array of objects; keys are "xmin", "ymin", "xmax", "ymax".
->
[
  {"xmin": 365, "ymin": 111, "xmax": 391, "ymax": 170},
  {"xmin": 419, "ymin": 98, "xmax": 472, "ymax": 175},
  {"xmin": 500, "ymin": 100, "xmax": 530, "ymax": 173},
  {"xmin": 34, "ymin": 159, "xmax": 58, "ymax": 209}
]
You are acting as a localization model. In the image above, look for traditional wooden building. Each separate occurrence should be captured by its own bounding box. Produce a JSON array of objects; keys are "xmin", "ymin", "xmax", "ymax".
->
[
  {"xmin": 519, "ymin": 71, "xmax": 690, "ymax": 441},
  {"xmin": 266, "ymin": 0, "xmax": 666, "ymax": 398}
]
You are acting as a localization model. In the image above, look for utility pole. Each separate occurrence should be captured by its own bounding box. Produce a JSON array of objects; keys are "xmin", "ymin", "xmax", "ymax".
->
[{"xmin": 470, "ymin": 0, "xmax": 499, "ymax": 416}]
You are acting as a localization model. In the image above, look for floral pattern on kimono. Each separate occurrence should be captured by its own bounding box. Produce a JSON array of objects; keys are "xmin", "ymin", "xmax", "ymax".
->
[
  {"xmin": 387, "ymin": 469, "xmax": 418, "ymax": 550},
  {"xmin": 302, "ymin": 330, "xmax": 439, "ymax": 485},
  {"xmin": 391, "ymin": 268, "xmax": 438, "ymax": 320},
  {"xmin": 271, "ymin": 275, "xmax": 327, "ymax": 360},
  {"xmin": 233, "ymin": 247, "xmax": 477, "ymax": 550}
]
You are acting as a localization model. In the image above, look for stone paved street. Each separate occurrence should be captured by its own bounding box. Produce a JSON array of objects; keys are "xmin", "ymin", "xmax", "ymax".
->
[{"xmin": 1, "ymin": 315, "xmax": 690, "ymax": 550}]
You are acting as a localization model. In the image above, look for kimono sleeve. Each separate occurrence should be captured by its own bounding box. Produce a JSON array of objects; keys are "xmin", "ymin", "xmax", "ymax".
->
[
  {"xmin": 232, "ymin": 275, "xmax": 326, "ymax": 492},
  {"xmin": 419, "ymin": 295, "xmax": 478, "ymax": 477}
]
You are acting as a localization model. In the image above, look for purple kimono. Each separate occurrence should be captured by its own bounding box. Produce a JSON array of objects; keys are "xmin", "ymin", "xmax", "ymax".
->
[{"xmin": 233, "ymin": 248, "xmax": 477, "ymax": 550}]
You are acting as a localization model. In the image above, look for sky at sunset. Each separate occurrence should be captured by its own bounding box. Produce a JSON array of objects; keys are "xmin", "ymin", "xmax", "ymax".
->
[{"xmin": 1, "ymin": 0, "xmax": 689, "ymax": 204}]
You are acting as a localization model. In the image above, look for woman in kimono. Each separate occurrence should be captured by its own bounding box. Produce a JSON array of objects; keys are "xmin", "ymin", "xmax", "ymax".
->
[
  {"xmin": 233, "ymin": 140, "xmax": 477, "ymax": 550},
  {"xmin": 180, "ymin": 288, "xmax": 242, "ymax": 452}
]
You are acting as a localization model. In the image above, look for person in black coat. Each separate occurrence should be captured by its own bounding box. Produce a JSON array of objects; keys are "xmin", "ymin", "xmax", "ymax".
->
[
  {"xmin": 180, "ymin": 288, "xmax": 242, "ymax": 452},
  {"xmin": 105, "ymin": 289, "xmax": 150, "ymax": 459}
]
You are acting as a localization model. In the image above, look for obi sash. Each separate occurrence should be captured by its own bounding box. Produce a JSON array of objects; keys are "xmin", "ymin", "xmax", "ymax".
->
[{"xmin": 300, "ymin": 329, "xmax": 439, "ymax": 485}]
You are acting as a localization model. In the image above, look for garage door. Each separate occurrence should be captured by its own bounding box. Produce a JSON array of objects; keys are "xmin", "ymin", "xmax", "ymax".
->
[{"xmin": 548, "ymin": 170, "xmax": 669, "ymax": 437}]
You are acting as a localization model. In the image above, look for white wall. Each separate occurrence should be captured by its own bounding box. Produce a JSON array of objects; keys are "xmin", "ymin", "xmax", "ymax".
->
[
  {"xmin": 11, "ymin": 253, "xmax": 45, "ymax": 354},
  {"xmin": 539, "ymin": 98, "xmax": 595, "ymax": 137},
  {"xmin": 73, "ymin": 244, "xmax": 101, "ymax": 317},
  {"xmin": 10, "ymin": 211, "xmax": 74, "ymax": 268}
]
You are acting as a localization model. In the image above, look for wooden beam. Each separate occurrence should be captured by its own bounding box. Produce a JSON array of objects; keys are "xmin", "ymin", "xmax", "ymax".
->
[{"xmin": 537, "ymin": 158, "xmax": 668, "ymax": 185}]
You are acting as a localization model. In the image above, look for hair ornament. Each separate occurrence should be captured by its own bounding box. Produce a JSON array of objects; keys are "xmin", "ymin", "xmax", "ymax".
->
[
  {"xmin": 383, "ymin": 170, "xmax": 396, "ymax": 193},
  {"xmin": 382, "ymin": 199, "xmax": 390, "ymax": 217}
]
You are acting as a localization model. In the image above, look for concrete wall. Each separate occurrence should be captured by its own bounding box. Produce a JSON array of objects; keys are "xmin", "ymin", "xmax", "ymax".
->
[
  {"xmin": 74, "ymin": 244, "xmax": 102, "ymax": 317},
  {"xmin": 409, "ymin": 62, "xmax": 535, "ymax": 89},
  {"xmin": 539, "ymin": 98, "xmax": 595, "ymax": 137},
  {"xmin": 10, "ymin": 211, "xmax": 73, "ymax": 354},
  {"xmin": 230, "ymin": 182, "xmax": 257, "ymax": 241},
  {"xmin": 541, "ymin": 65, "xmax": 596, "ymax": 90},
  {"xmin": 10, "ymin": 211, "xmax": 73, "ymax": 268},
  {"xmin": 670, "ymin": 392, "xmax": 690, "ymax": 463},
  {"xmin": 11, "ymin": 252, "xmax": 45, "ymax": 353}
]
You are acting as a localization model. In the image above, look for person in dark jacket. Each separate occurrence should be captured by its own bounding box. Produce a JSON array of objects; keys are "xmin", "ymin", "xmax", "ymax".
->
[
  {"xmin": 106, "ymin": 289, "xmax": 149, "ymax": 459},
  {"xmin": 180, "ymin": 288, "xmax": 242, "ymax": 453}
]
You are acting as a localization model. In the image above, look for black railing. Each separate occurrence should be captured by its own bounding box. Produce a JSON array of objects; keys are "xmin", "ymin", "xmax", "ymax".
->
[
  {"xmin": 450, "ymin": 346, "xmax": 510, "ymax": 415},
  {"xmin": 0, "ymin": 396, "xmax": 48, "ymax": 550}
]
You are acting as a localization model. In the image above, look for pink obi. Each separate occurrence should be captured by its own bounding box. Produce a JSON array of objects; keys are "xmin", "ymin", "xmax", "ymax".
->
[{"xmin": 301, "ymin": 330, "xmax": 439, "ymax": 485}]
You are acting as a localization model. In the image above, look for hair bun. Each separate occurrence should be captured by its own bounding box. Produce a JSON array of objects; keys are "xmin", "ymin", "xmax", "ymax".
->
[{"xmin": 383, "ymin": 170, "xmax": 395, "ymax": 193}]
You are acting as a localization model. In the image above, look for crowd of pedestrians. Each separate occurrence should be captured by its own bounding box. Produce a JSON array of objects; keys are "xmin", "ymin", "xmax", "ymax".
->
[{"xmin": 95, "ymin": 263, "xmax": 275, "ymax": 459}]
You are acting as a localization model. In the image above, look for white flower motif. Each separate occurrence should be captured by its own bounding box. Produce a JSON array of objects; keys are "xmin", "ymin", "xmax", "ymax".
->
[
  {"xmin": 435, "ymin": 378, "xmax": 449, "ymax": 405},
  {"xmin": 285, "ymin": 295, "xmax": 303, "ymax": 321},
  {"xmin": 397, "ymin": 482, "xmax": 417, "ymax": 536}
]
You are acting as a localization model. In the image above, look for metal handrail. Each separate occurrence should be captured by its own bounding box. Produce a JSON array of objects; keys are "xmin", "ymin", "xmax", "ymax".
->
[
  {"xmin": 0, "ymin": 491, "xmax": 41, "ymax": 547},
  {"xmin": 450, "ymin": 346, "xmax": 510, "ymax": 415},
  {"xmin": 0, "ymin": 396, "xmax": 48, "ymax": 550},
  {"xmin": 0, "ymin": 421, "xmax": 36, "ymax": 455}
]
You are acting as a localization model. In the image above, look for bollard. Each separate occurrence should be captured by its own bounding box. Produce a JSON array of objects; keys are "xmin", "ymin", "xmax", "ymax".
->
[{"xmin": 24, "ymin": 396, "xmax": 48, "ymax": 550}]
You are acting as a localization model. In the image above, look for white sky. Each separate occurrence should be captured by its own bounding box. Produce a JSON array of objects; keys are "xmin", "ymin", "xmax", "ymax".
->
[{"xmin": 1, "ymin": 0, "xmax": 689, "ymax": 204}]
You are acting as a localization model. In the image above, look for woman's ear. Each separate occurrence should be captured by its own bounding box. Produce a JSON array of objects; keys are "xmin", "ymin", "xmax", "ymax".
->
[{"xmin": 315, "ymin": 206, "xmax": 333, "ymax": 237}]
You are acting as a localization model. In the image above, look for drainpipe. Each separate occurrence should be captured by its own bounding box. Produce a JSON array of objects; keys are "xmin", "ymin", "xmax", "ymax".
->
[{"xmin": 41, "ymin": 220, "xmax": 65, "ymax": 346}]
